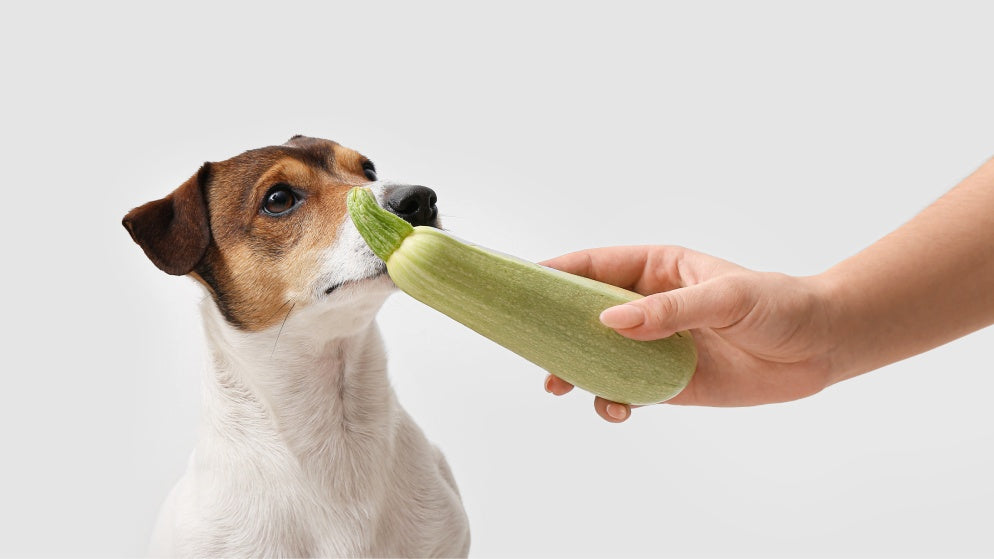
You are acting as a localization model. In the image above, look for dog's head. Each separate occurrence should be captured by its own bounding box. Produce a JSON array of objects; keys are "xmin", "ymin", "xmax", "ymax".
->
[{"xmin": 123, "ymin": 136, "xmax": 438, "ymax": 332}]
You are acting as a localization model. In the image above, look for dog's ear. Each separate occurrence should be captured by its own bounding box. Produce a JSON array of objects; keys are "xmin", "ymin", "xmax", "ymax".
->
[{"xmin": 122, "ymin": 163, "xmax": 212, "ymax": 276}]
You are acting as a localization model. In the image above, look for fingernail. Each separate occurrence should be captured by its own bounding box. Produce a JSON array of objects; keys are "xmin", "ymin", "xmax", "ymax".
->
[
  {"xmin": 543, "ymin": 375, "xmax": 553, "ymax": 394},
  {"xmin": 600, "ymin": 305, "xmax": 645, "ymax": 329},
  {"xmin": 606, "ymin": 403, "xmax": 629, "ymax": 421}
]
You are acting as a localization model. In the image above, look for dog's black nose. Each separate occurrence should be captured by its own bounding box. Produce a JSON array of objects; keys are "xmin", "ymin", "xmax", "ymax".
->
[{"xmin": 386, "ymin": 185, "xmax": 438, "ymax": 227}]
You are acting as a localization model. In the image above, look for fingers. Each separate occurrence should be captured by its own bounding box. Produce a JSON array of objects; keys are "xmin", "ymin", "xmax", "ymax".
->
[
  {"xmin": 540, "ymin": 246, "xmax": 687, "ymax": 295},
  {"xmin": 545, "ymin": 374, "xmax": 635, "ymax": 423},
  {"xmin": 595, "ymin": 397, "xmax": 632, "ymax": 423},
  {"xmin": 544, "ymin": 374, "xmax": 574, "ymax": 396},
  {"xmin": 601, "ymin": 276, "xmax": 754, "ymax": 341}
]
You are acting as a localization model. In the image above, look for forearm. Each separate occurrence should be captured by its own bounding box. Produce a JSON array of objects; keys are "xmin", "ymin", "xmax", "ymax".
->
[{"xmin": 819, "ymin": 158, "xmax": 994, "ymax": 384}]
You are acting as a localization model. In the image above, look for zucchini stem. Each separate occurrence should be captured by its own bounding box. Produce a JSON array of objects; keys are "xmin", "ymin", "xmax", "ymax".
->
[{"xmin": 348, "ymin": 187, "xmax": 414, "ymax": 261}]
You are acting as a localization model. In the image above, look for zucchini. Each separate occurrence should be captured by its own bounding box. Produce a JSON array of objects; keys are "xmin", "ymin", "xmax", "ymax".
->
[{"xmin": 348, "ymin": 187, "xmax": 696, "ymax": 405}]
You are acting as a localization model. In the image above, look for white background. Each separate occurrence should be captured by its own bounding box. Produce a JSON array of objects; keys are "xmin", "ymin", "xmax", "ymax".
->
[{"xmin": 2, "ymin": 2, "xmax": 992, "ymax": 557}]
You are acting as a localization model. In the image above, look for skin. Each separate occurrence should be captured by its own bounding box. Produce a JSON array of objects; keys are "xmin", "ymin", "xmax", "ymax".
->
[{"xmin": 542, "ymin": 157, "xmax": 994, "ymax": 422}]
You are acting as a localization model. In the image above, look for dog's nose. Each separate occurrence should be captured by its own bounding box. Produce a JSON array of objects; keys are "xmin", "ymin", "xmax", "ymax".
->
[{"xmin": 386, "ymin": 185, "xmax": 438, "ymax": 227}]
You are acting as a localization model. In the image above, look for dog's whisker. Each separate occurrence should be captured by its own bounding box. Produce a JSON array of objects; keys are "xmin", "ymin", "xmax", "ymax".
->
[
  {"xmin": 263, "ymin": 298, "xmax": 294, "ymax": 324},
  {"xmin": 271, "ymin": 301, "xmax": 296, "ymax": 358}
]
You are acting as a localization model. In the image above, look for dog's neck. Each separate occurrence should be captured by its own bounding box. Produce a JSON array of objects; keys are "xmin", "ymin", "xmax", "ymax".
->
[{"xmin": 195, "ymin": 292, "xmax": 398, "ymax": 494}]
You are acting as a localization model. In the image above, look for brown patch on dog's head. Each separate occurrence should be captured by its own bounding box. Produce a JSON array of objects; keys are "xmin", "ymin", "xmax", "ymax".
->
[{"xmin": 124, "ymin": 136, "xmax": 378, "ymax": 331}]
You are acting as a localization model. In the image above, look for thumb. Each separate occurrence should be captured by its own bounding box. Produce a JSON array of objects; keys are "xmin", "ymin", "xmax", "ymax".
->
[{"xmin": 600, "ymin": 277, "xmax": 752, "ymax": 341}]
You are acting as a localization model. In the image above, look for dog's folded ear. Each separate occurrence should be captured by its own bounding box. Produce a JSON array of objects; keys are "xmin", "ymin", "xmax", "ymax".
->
[{"xmin": 123, "ymin": 163, "xmax": 212, "ymax": 276}]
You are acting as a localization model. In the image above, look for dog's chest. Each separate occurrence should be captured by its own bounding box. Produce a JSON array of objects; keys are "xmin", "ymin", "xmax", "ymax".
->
[
  {"xmin": 154, "ymin": 313, "xmax": 470, "ymax": 557},
  {"xmin": 171, "ymin": 445, "xmax": 468, "ymax": 557}
]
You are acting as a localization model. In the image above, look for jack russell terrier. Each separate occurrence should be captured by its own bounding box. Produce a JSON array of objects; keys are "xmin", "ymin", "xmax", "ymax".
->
[{"xmin": 123, "ymin": 136, "xmax": 471, "ymax": 557}]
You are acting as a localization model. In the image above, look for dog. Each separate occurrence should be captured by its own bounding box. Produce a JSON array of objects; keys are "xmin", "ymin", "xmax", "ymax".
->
[{"xmin": 123, "ymin": 136, "xmax": 470, "ymax": 557}]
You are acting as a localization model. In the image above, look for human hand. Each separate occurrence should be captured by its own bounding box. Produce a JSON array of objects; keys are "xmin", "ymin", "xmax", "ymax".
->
[{"xmin": 541, "ymin": 246, "xmax": 836, "ymax": 422}]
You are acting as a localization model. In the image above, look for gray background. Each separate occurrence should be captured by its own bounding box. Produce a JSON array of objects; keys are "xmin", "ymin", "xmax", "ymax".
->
[{"xmin": 2, "ymin": 1, "xmax": 992, "ymax": 557}]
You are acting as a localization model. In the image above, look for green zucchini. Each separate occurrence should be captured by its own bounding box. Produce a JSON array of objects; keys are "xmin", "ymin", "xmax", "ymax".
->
[{"xmin": 348, "ymin": 187, "xmax": 696, "ymax": 405}]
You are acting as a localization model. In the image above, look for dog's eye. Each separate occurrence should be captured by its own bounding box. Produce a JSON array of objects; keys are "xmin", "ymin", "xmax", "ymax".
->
[
  {"xmin": 362, "ymin": 161, "xmax": 377, "ymax": 182},
  {"xmin": 262, "ymin": 185, "xmax": 298, "ymax": 216}
]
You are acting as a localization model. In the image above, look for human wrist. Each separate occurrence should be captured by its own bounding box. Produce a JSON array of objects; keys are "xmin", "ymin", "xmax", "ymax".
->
[{"xmin": 808, "ymin": 266, "xmax": 868, "ymax": 387}]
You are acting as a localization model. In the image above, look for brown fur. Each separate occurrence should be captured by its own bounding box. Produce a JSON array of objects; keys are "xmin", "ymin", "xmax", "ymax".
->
[
  {"xmin": 122, "ymin": 164, "xmax": 212, "ymax": 276},
  {"xmin": 124, "ymin": 136, "xmax": 376, "ymax": 331}
]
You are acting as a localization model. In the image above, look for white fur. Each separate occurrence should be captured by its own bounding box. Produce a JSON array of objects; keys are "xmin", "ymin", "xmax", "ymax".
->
[{"xmin": 149, "ymin": 184, "xmax": 470, "ymax": 557}]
